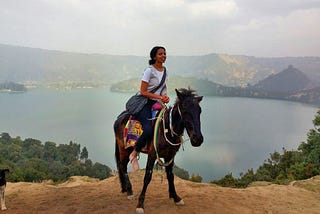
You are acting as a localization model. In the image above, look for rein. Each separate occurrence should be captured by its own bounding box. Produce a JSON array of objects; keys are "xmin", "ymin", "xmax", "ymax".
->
[
  {"xmin": 164, "ymin": 107, "xmax": 183, "ymax": 145},
  {"xmin": 153, "ymin": 102, "xmax": 185, "ymax": 167}
]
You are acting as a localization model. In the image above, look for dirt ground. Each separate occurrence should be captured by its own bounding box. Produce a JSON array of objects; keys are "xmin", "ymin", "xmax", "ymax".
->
[{"xmin": 3, "ymin": 171, "xmax": 320, "ymax": 214}]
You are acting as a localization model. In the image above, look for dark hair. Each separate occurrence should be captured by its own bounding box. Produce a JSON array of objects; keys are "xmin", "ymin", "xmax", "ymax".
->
[{"xmin": 149, "ymin": 46, "xmax": 166, "ymax": 65}]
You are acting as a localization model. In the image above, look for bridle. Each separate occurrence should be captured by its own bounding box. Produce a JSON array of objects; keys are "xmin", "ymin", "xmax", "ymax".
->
[
  {"xmin": 163, "ymin": 105, "xmax": 184, "ymax": 145},
  {"xmin": 153, "ymin": 102, "xmax": 189, "ymax": 166}
]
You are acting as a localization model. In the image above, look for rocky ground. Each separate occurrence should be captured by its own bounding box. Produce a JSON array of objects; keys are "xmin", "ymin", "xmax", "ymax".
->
[{"xmin": 3, "ymin": 171, "xmax": 320, "ymax": 214}]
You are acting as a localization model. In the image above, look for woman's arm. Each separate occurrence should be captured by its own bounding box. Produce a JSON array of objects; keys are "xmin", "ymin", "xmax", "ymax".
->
[{"xmin": 140, "ymin": 81, "xmax": 170, "ymax": 103}]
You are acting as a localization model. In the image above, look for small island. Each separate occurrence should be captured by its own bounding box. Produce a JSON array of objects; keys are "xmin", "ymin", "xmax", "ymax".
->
[{"xmin": 0, "ymin": 82, "xmax": 27, "ymax": 92}]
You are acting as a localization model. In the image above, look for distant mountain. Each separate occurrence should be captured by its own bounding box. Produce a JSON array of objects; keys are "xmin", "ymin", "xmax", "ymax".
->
[
  {"xmin": 110, "ymin": 76, "xmax": 226, "ymax": 96},
  {"xmin": 0, "ymin": 44, "xmax": 146, "ymax": 86},
  {"xmin": 1, "ymin": 44, "xmax": 320, "ymax": 87},
  {"xmin": 253, "ymin": 65, "xmax": 312, "ymax": 94},
  {"xmin": 111, "ymin": 71, "xmax": 320, "ymax": 104}
]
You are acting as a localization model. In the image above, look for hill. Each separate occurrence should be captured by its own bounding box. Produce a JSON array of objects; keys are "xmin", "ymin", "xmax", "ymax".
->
[
  {"xmin": 1, "ymin": 44, "xmax": 320, "ymax": 87},
  {"xmin": 110, "ymin": 75, "xmax": 225, "ymax": 96},
  {"xmin": 253, "ymin": 65, "xmax": 312, "ymax": 93},
  {"xmin": 111, "ymin": 69, "xmax": 320, "ymax": 104},
  {"xmin": 4, "ymin": 171, "xmax": 320, "ymax": 213}
]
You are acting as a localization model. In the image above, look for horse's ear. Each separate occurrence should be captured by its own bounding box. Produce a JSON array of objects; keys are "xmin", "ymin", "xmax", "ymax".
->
[
  {"xmin": 175, "ymin": 89, "xmax": 183, "ymax": 100},
  {"xmin": 196, "ymin": 96, "xmax": 203, "ymax": 103}
]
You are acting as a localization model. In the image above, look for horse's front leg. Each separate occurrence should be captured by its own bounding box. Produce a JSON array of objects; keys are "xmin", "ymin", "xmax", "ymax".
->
[
  {"xmin": 165, "ymin": 161, "xmax": 184, "ymax": 205},
  {"xmin": 136, "ymin": 156, "xmax": 155, "ymax": 214}
]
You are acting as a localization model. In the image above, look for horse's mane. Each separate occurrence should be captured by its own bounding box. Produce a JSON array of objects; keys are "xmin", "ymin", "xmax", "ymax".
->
[{"xmin": 174, "ymin": 88, "xmax": 198, "ymax": 105}]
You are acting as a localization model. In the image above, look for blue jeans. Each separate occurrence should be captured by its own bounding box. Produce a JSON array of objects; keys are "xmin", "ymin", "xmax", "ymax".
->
[{"xmin": 134, "ymin": 99, "xmax": 156, "ymax": 152}]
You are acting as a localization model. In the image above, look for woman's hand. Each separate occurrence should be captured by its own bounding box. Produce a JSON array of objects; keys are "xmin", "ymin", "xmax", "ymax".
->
[{"xmin": 161, "ymin": 94, "xmax": 170, "ymax": 103}]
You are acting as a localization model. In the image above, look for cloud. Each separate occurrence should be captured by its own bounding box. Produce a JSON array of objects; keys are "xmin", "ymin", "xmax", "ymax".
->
[
  {"xmin": 237, "ymin": 0, "xmax": 320, "ymax": 17},
  {"xmin": 0, "ymin": 0, "xmax": 319, "ymax": 57},
  {"xmin": 222, "ymin": 8, "xmax": 320, "ymax": 57},
  {"xmin": 187, "ymin": 0, "xmax": 238, "ymax": 18}
]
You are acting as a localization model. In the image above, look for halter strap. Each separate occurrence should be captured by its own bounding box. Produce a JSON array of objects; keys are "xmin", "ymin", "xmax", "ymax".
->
[{"xmin": 169, "ymin": 106, "xmax": 181, "ymax": 137}]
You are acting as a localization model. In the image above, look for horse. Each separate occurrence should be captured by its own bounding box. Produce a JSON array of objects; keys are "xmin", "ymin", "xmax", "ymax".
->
[{"xmin": 114, "ymin": 88, "xmax": 203, "ymax": 213}]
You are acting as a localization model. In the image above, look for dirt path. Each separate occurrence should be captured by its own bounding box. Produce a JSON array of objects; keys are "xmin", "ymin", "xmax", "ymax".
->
[{"xmin": 3, "ymin": 171, "xmax": 320, "ymax": 214}]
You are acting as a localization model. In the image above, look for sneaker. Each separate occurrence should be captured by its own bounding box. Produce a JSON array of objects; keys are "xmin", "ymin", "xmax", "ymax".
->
[{"xmin": 129, "ymin": 153, "xmax": 140, "ymax": 171}]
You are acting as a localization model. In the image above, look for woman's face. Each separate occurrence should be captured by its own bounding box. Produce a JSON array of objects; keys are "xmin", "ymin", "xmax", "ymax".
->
[{"xmin": 154, "ymin": 48, "xmax": 166, "ymax": 64}]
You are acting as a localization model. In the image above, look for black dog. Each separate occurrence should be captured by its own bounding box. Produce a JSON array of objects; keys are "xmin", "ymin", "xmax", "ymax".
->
[{"xmin": 0, "ymin": 168, "xmax": 9, "ymax": 211}]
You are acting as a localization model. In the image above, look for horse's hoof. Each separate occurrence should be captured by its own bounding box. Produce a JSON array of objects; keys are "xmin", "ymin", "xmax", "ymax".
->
[
  {"xmin": 1, "ymin": 206, "xmax": 7, "ymax": 211},
  {"xmin": 127, "ymin": 194, "xmax": 134, "ymax": 200},
  {"xmin": 175, "ymin": 199, "xmax": 185, "ymax": 206},
  {"xmin": 136, "ymin": 208, "xmax": 144, "ymax": 214}
]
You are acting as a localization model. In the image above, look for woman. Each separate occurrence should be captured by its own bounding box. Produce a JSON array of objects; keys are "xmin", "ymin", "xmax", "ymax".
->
[{"xmin": 129, "ymin": 46, "xmax": 170, "ymax": 170}]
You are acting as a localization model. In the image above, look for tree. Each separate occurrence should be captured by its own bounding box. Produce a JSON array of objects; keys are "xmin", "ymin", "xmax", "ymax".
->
[
  {"xmin": 20, "ymin": 158, "xmax": 48, "ymax": 182},
  {"xmin": 0, "ymin": 133, "xmax": 11, "ymax": 142},
  {"xmin": 0, "ymin": 133, "xmax": 113, "ymax": 182},
  {"xmin": 299, "ymin": 110, "xmax": 320, "ymax": 167},
  {"xmin": 57, "ymin": 141, "xmax": 80, "ymax": 165},
  {"xmin": 80, "ymin": 147, "xmax": 89, "ymax": 162},
  {"xmin": 90, "ymin": 162, "xmax": 112, "ymax": 179},
  {"xmin": 23, "ymin": 138, "xmax": 44, "ymax": 159},
  {"xmin": 44, "ymin": 141, "xmax": 58, "ymax": 162},
  {"xmin": 211, "ymin": 173, "xmax": 238, "ymax": 187}
]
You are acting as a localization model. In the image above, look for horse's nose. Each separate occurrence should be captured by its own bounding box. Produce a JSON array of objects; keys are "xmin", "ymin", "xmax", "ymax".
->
[{"xmin": 191, "ymin": 135, "xmax": 203, "ymax": 147}]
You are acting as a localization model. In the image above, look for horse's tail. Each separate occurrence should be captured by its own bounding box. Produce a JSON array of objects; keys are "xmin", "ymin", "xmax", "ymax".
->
[{"xmin": 115, "ymin": 139, "xmax": 120, "ymax": 171}]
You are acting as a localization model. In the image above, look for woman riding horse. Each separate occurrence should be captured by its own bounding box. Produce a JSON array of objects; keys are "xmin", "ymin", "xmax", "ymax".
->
[
  {"xmin": 129, "ymin": 46, "xmax": 170, "ymax": 171},
  {"xmin": 114, "ymin": 88, "xmax": 203, "ymax": 213}
]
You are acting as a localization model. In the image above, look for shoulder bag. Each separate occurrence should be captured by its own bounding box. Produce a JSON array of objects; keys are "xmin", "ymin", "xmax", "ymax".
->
[{"xmin": 126, "ymin": 67, "xmax": 166, "ymax": 115}]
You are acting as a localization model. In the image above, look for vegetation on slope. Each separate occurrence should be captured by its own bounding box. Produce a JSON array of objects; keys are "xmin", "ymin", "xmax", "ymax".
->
[{"xmin": 0, "ymin": 133, "xmax": 112, "ymax": 182}]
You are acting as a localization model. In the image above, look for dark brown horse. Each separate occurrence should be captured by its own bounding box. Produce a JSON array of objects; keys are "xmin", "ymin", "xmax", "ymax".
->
[{"xmin": 114, "ymin": 88, "xmax": 203, "ymax": 213}]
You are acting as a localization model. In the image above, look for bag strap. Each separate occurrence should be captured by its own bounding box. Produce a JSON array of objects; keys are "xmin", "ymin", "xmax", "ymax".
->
[{"xmin": 150, "ymin": 67, "xmax": 166, "ymax": 93}]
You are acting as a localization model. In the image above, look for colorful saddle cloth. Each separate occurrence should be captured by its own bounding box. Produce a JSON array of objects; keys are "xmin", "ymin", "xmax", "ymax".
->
[
  {"xmin": 123, "ymin": 102, "xmax": 163, "ymax": 149},
  {"xmin": 124, "ymin": 116, "xmax": 143, "ymax": 149}
]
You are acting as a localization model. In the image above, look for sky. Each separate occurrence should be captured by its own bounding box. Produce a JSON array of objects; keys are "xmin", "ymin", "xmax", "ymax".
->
[{"xmin": 0, "ymin": 0, "xmax": 320, "ymax": 57}]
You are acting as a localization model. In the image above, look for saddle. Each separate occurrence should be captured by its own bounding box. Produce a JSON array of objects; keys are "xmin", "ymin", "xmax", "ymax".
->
[{"xmin": 123, "ymin": 102, "xmax": 163, "ymax": 151}]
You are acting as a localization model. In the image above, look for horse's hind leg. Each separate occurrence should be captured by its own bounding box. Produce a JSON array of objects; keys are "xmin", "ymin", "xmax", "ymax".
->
[
  {"xmin": 165, "ymin": 161, "xmax": 184, "ymax": 205},
  {"xmin": 118, "ymin": 159, "xmax": 132, "ymax": 194},
  {"xmin": 119, "ymin": 153, "xmax": 134, "ymax": 199},
  {"xmin": 115, "ymin": 141, "xmax": 134, "ymax": 199}
]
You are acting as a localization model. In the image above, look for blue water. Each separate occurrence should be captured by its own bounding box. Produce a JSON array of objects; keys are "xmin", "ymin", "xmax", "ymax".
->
[{"xmin": 0, "ymin": 88, "xmax": 318, "ymax": 182}]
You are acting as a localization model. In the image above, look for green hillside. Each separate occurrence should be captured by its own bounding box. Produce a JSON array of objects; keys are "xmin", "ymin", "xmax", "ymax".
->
[{"xmin": 110, "ymin": 75, "xmax": 223, "ymax": 96}]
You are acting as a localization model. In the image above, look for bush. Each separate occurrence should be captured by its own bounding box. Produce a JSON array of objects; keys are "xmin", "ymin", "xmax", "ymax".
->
[
  {"xmin": 0, "ymin": 133, "xmax": 112, "ymax": 182},
  {"xmin": 190, "ymin": 173, "xmax": 202, "ymax": 183},
  {"xmin": 211, "ymin": 173, "xmax": 238, "ymax": 187}
]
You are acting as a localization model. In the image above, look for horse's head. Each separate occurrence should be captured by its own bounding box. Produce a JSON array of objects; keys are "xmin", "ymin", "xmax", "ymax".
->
[{"xmin": 175, "ymin": 88, "xmax": 203, "ymax": 147}]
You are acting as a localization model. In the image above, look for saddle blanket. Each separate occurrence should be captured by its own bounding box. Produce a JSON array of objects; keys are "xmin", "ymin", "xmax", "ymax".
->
[{"xmin": 124, "ymin": 116, "xmax": 143, "ymax": 149}]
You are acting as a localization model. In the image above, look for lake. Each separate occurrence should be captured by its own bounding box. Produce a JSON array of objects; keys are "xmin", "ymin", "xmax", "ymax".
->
[{"xmin": 0, "ymin": 88, "xmax": 318, "ymax": 182}]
